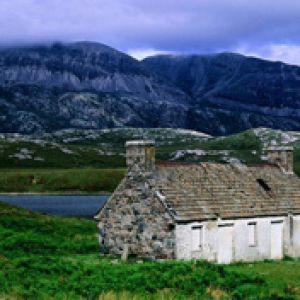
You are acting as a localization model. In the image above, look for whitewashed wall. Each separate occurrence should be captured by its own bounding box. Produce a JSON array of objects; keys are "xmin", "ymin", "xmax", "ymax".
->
[
  {"xmin": 287, "ymin": 215, "xmax": 300, "ymax": 257},
  {"xmin": 175, "ymin": 215, "xmax": 300, "ymax": 263}
]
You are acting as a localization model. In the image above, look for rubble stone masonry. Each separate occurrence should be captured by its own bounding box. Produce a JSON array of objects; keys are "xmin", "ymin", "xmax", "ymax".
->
[{"xmin": 96, "ymin": 159, "xmax": 175, "ymax": 259}]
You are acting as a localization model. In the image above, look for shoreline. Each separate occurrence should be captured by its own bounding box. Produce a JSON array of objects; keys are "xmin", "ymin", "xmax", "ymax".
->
[{"xmin": 0, "ymin": 191, "xmax": 111, "ymax": 196}]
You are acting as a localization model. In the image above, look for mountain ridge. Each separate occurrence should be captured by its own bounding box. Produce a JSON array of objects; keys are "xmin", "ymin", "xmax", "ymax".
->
[
  {"xmin": 142, "ymin": 52, "xmax": 300, "ymax": 134},
  {"xmin": 0, "ymin": 42, "xmax": 189, "ymax": 134},
  {"xmin": 1, "ymin": 41, "xmax": 300, "ymax": 135}
]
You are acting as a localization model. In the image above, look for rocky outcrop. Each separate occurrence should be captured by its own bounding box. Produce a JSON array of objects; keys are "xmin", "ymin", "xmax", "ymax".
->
[
  {"xmin": 0, "ymin": 85, "xmax": 189, "ymax": 134},
  {"xmin": 2, "ymin": 42, "xmax": 300, "ymax": 135},
  {"xmin": 0, "ymin": 42, "xmax": 187, "ymax": 103},
  {"xmin": 0, "ymin": 42, "xmax": 188, "ymax": 134}
]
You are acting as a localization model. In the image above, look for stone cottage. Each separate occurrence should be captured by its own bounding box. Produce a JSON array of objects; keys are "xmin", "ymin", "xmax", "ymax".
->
[{"xmin": 95, "ymin": 141, "xmax": 300, "ymax": 263}]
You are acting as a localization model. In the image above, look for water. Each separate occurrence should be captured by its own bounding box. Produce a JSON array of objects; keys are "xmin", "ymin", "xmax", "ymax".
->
[{"xmin": 0, "ymin": 194, "xmax": 109, "ymax": 218}]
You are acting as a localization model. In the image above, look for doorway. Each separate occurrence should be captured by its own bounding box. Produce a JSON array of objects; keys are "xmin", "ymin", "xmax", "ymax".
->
[
  {"xmin": 270, "ymin": 221, "xmax": 283, "ymax": 259},
  {"xmin": 217, "ymin": 224, "xmax": 234, "ymax": 264}
]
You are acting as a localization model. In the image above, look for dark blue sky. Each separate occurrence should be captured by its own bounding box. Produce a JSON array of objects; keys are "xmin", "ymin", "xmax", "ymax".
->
[{"xmin": 1, "ymin": 0, "xmax": 300, "ymax": 64}]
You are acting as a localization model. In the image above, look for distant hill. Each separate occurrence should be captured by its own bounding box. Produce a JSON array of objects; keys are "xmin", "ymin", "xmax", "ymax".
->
[
  {"xmin": 142, "ymin": 53, "xmax": 300, "ymax": 135},
  {"xmin": 1, "ymin": 42, "xmax": 300, "ymax": 134},
  {"xmin": 1, "ymin": 127, "xmax": 300, "ymax": 174}
]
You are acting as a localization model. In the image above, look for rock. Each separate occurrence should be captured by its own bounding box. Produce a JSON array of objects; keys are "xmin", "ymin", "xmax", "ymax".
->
[
  {"xmin": 111, "ymin": 259, "xmax": 120, "ymax": 265},
  {"xmin": 121, "ymin": 244, "xmax": 129, "ymax": 261}
]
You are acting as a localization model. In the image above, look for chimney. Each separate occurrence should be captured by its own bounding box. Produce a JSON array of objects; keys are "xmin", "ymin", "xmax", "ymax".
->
[
  {"xmin": 125, "ymin": 140, "xmax": 155, "ymax": 172},
  {"xmin": 266, "ymin": 146, "xmax": 294, "ymax": 174}
]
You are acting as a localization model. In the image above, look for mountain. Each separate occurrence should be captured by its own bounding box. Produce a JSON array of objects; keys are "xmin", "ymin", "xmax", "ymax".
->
[
  {"xmin": 2, "ymin": 42, "xmax": 300, "ymax": 135},
  {"xmin": 142, "ymin": 53, "xmax": 300, "ymax": 135},
  {"xmin": 0, "ymin": 42, "xmax": 188, "ymax": 134}
]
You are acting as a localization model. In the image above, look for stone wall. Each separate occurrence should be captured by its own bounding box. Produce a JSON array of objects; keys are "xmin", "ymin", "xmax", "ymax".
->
[
  {"xmin": 266, "ymin": 147, "xmax": 294, "ymax": 174},
  {"xmin": 96, "ymin": 166, "xmax": 176, "ymax": 259}
]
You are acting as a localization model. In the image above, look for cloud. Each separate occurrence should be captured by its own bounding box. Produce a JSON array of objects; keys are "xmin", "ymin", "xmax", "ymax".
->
[
  {"xmin": 237, "ymin": 44, "xmax": 300, "ymax": 66},
  {"xmin": 268, "ymin": 45, "xmax": 300, "ymax": 66},
  {"xmin": 128, "ymin": 49, "xmax": 174, "ymax": 60},
  {"xmin": 1, "ymin": 0, "xmax": 300, "ymax": 64}
]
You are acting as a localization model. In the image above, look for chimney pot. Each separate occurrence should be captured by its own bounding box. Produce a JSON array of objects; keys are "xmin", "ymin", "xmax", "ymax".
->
[
  {"xmin": 266, "ymin": 146, "xmax": 294, "ymax": 174},
  {"xmin": 125, "ymin": 140, "xmax": 155, "ymax": 172}
]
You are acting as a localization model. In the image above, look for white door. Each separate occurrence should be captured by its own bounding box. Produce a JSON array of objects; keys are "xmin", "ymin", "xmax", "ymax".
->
[
  {"xmin": 270, "ymin": 222, "xmax": 283, "ymax": 259},
  {"xmin": 217, "ymin": 224, "xmax": 234, "ymax": 264},
  {"xmin": 191, "ymin": 226, "xmax": 203, "ymax": 251},
  {"xmin": 191, "ymin": 226, "xmax": 203, "ymax": 259}
]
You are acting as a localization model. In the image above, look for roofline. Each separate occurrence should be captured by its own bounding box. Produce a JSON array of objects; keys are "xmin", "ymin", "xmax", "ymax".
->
[
  {"xmin": 174, "ymin": 212, "xmax": 300, "ymax": 224},
  {"xmin": 94, "ymin": 182, "xmax": 176, "ymax": 221},
  {"xmin": 125, "ymin": 140, "xmax": 155, "ymax": 147},
  {"xmin": 94, "ymin": 178, "xmax": 126, "ymax": 220},
  {"xmin": 155, "ymin": 160, "xmax": 278, "ymax": 168},
  {"xmin": 266, "ymin": 146, "xmax": 293, "ymax": 151},
  {"xmin": 155, "ymin": 191, "xmax": 177, "ymax": 221}
]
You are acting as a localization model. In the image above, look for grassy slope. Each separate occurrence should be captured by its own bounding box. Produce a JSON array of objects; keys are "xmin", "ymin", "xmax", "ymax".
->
[
  {"xmin": 0, "ymin": 128, "xmax": 293, "ymax": 167},
  {"xmin": 1, "ymin": 201, "xmax": 300, "ymax": 299},
  {"xmin": 0, "ymin": 168, "xmax": 125, "ymax": 193},
  {"xmin": 0, "ymin": 128, "xmax": 210, "ymax": 169},
  {"xmin": 0, "ymin": 139, "xmax": 125, "ymax": 169},
  {"xmin": 1, "ymin": 128, "xmax": 300, "ymax": 193},
  {"xmin": 227, "ymin": 260, "xmax": 300, "ymax": 294}
]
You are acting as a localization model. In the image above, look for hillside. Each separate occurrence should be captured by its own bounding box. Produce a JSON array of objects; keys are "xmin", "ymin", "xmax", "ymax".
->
[
  {"xmin": 1, "ymin": 127, "xmax": 299, "ymax": 169},
  {"xmin": 0, "ymin": 128, "xmax": 210, "ymax": 168},
  {"xmin": 143, "ymin": 53, "xmax": 300, "ymax": 135},
  {"xmin": 1, "ymin": 127, "xmax": 300, "ymax": 193},
  {"xmin": 1, "ymin": 42, "xmax": 300, "ymax": 135},
  {"xmin": 1, "ymin": 201, "xmax": 300, "ymax": 299},
  {"xmin": 0, "ymin": 42, "xmax": 188, "ymax": 134}
]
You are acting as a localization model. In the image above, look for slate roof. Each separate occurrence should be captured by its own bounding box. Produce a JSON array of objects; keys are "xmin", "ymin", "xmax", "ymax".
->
[{"xmin": 155, "ymin": 162, "xmax": 300, "ymax": 222}]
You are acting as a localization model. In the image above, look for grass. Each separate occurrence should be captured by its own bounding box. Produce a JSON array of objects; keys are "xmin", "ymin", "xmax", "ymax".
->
[
  {"xmin": 227, "ymin": 259, "xmax": 300, "ymax": 294},
  {"xmin": 0, "ymin": 128, "xmax": 262, "ymax": 169},
  {"xmin": 1, "ymin": 201, "xmax": 300, "ymax": 299},
  {"xmin": 1, "ymin": 127, "xmax": 300, "ymax": 192},
  {"xmin": 0, "ymin": 138, "xmax": 126, "ymax": 169},
  {"xmin": 1, "ymin": 127, "xmax": 300, "ymax": 298},
  {"xmin": 0, "ymin": 168, "xmax": 125, "ymax": 193}
]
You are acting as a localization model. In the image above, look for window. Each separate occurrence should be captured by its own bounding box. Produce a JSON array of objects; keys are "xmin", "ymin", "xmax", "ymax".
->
[
  {"xmin": 257, "ymin": 178, "xmax": 271, "ymax": 192},
  {"xmin": 192, "ymin": 226, "xmax": 203, "ymax": 251},
  {"xmin": 248, "ymin": 222, "xmax": 257, "ymax": 247}
]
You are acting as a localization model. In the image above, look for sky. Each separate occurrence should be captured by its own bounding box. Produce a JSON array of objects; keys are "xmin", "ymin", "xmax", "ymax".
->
[{"xmin": 1, "ymin": 0, "xmax": 300, "ymax": 65}]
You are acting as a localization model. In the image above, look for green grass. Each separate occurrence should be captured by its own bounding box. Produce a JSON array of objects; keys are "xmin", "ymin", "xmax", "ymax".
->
[
  {"xmin": 0, "ymin": 139, "xmax": 126, "ymax": 169},
  {"xmin": 227, "ymin": 260, "xmax": 300, "ymax": 294},
  {"xmin": 0, "ymin": 168, "xmax": 125, "ymax": 193},
  {"xmin": 1, "ymin": 202, "xmax": 300, "ymax": 299},
  {"xmin": 0, "ymin": 127, "xmax": 299, "ymax": 169},
  {"xmin": 1, "ymin": 128, "xmax": 300, "ymax": 298},
  {"xmin": 1, "ymin": 127, "xmax": 300, "ymax": 193}
]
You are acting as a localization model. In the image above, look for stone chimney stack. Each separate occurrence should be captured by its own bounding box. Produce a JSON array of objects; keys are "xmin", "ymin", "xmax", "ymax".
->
[
  {"xmin": 125, "ymin": 140, "xmax": 155, "ymax": 173},
  {"xmin": 266, "ymin": 146, "xmax": 294, "ymax": 174}
]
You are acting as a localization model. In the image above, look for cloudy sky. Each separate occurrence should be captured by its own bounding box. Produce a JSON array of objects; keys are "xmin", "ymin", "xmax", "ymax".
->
[{"xmin": 1, "ymin": 0, "xmax": 300, "ymax": 64}]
